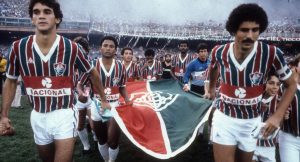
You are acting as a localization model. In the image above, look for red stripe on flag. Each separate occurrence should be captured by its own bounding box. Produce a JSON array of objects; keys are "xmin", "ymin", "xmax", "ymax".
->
[
  {"xmin": 117, "ymin": 81, "xmax": 167, "ymax": 154},
  {"xmin": 116, "ymin": 104, "xmax": 167, "ymax": 154}
]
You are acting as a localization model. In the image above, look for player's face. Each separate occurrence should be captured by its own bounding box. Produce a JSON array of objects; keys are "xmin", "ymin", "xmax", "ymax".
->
[
  {"xmin": 165, "ymin": 55, "xmax": 171, "ymax": 63},
  {"xmin": 198, "ymin": 49, "xmax": 208, "ymax": 61},
  {"xmin": 123, "ymin": 49, "xmax": 133, "ymax": 62},
  {"xmin": 265, "ymin": 76, "xmax": 280, "ymax": 96},
  {"xmin": 145, "ymin": 55, "xmax": 154, "ymax": 63},
  {"xmin": 235, "ymin": 21, "xmax": 260, "ymax": 52},
  {"xmin": 100, "ymin": 40, "xmax": 116, "ymax": 58},
  {"xmin": 32, "ymin": 3, "xmax": 60, "ymax": 33},
  {"xmin": 132, "ymin": 56, "xmax": 137, "ymax": 64},
  {"xmin": 179, "ymin": 43, "xmax": 189, "ymax": 54}
]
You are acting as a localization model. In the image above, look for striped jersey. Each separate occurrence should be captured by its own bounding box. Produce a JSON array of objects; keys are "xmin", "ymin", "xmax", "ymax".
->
[
  {"xmin": 140, "ymin": 60, "xmax": 163, "ymax": 81},
  {"xmin": 280, "ymin": 85, "xmax": 300, "ymax": 137},
  {"xmin": 6, "ymin": 35, "xmax": 93, "ymax": 113},
  {"xmin": 123, "ymin": 61, "xmax": 139, "ymax": 82},
  {"xmin": 80, "ymin": 58, "xmax": 126, "ymax": 102},
  {"xmin": 211, "ymin": 41, "xmax": 291, "ymax": 119},
  {"xmin": 172, "ymin": 54, "xmax": 194, "ymax": 83},
  {"xmin": 257, "ymin": 94, "xmax": 278, "ymax": 147}
]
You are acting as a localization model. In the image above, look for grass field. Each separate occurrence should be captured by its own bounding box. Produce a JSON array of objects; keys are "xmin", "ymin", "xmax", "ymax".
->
[{"xmin": 0, "ymin": 96, "xmax": 214, "ymax": 162}]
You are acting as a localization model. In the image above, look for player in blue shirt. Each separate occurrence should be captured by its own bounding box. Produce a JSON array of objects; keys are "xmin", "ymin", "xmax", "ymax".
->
[{"xmin": 183, "ymin": 43, "xmax": 210, "ymax": 95}]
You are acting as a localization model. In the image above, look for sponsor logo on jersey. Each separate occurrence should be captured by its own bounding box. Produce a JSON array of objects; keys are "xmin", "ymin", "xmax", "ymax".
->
[
  {"xmin": 249, "ymin": 72, "xmax": 263, "ymax": 85},
  {"xmin": 54, "ymin": 62, "xmax": 66, "ymax": 76},
  {"xmin": 221, "ymin": 94, "xmax": 261, "ymax": 105},
  {"xmin": 234, "ymin": 87, "xmax": 246, "ymax": 98},
  {"xmin": 42, "ymin": 77, "xmax": 52, "ymax": 88},
  {"xmin": 193, "ymin": 71, "xmax": 206, "ymax": 80},
  {"xmin": 24, "ymin": 77, "xmax": 71, "ymax": 97},
  {"xmin": 98, "ymin": 87, "xmax": 120, "ymax": 102},
  {"xmin": 220, "ymin": 84, "xmax": 263, "ymax": 105}
]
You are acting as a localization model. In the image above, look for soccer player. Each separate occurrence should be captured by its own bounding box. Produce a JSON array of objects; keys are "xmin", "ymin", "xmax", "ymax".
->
[
  {"xmin": 78, "ymin": 36, "xmax": 129, "ymax": 162},
  {"xmin": 121, "ymin": 47, "xmax": 139, "ymax": 82},
  {"xmin": 278, "ymin": 53, "xmax": 300, "ymax": 162},
  {"xmin": 172, "ymin": 40, "xmax": 194, "ymax": 83},
  {"xmin": 206, "ymin": 3, "xmax": 296, "ymax": 162},
  {"xmin": 73, "ymin": 36, "xmax": 96, "ymax": 154},
  {"xmin": 252, "ymin": 73, "xmax": 280, "ymax": 162},
  {"xmin": 161, "ymin": 53, "xmax": 174, "ymax": 79},
  {"xmin": 183, "ymin": 43, "xmax": 210, "ymax": 95},
  {"xmin": 139, "ymin": 49, "xmax": 163, "ymax": 81},
  {"xmin": 0, "ymin": 0, "xmax": 109, "ymax": 162}
]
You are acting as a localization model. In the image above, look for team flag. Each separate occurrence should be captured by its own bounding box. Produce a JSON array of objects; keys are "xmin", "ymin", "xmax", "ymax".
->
[{"xmin": 111, "ymin": 79, "xmax": 212, "ymax": 159}]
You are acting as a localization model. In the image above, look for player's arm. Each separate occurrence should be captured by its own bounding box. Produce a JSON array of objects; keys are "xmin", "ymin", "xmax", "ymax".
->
[
  {"xmin": 204, "ymin": 64, "xmax": 218, "ymax": 100},
  {"xmin": 119, "ymin": 87, "xmax": 130, "ymax": 103},
  {"xmin": 169, "ymin": 67, "xmax": 177, "ymax": 80},
  {"xmin": 183, "ymin": 63, "xmax": 193, "ymax": 91},
  {"xmin": 0, "ymin": 78, "xmax": 18, "ymax": 132},
  {"xmin": 76, "ymin": 75, "xmax": 91, "ymax": 107},
  {"xmin": 204, "ymin": 80, "xmax": 210, "ymax": 96},
  {"xmin": 263, "ymin": 70, "xmax": 297, "ymax": 137},
  {"xmin": 76, "ymin": 72, "xmax": 86, "ymax": 97},
  {"xmin": 89, "ymin": 68, "xmax": 111, "ymax": 109}
]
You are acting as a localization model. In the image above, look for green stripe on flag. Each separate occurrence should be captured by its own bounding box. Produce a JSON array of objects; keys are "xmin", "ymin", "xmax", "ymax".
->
[{"xmin": 149, "ymin": 79, "xmax": 212, "ymax": 152}]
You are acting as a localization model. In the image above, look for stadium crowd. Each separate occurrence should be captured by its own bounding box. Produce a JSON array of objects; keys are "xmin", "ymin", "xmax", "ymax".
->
[{"xmin": 0, "ymin": 0, "xmax": 300, "ymax": 40}]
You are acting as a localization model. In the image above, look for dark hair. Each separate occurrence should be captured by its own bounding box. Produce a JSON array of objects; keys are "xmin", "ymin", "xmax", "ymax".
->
[
  {"xmin": 164, "ymin": 53, "xmax": 171, "ymax": 58},
  {"xmin": 29, "ymin": 0, "xmax": 63, "ymax": 28},
  {"xmin": 73, "ymin": 36, "xmax": 89, "ymax": 53},
  {"xmin": 196, "ymin": 43, "xmax": 208, "ymax": 53},
  {"xmin": 100, "ymin": 36, "xmax": 118, "ymax": 49},
  {"xmin": 226, "ymin": 3, "xmax": 268, "ymax": 35},
  {"xmin": 290, "ymin": 53, "xmax": 300, "ymax": 67},
  {"xmin": 266, "ymin": 69, "xmax": 278, "ymax": 81},
  {"xmin": 144, "ymin": 49, "xmax": 155, "ymax": 57},
  {"xmin": 121, "ymin": 47, "xmax": 133, "ymax": 55},
  {"xmin": 178, "ymin": 40, "xmax": 189, "ymax": 47}
]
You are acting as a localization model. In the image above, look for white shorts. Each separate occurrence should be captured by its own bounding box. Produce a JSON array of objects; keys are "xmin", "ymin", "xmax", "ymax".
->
[
  {"xmin": 211, "ymin": 109, "xmax": 261, "ymax": 152},
  {"xmin": 252, "ymin": 146, "xmax": 276, "ymax": 162},
  {"xmin": 30, "ymin": 109, "xmax": 78, "ymax": 145},
  {"xmin": 278, "ymin": 131, "xmax": 300, "ymax": 162},
  {"xmin": 74, "ymin": 98, "xmax": 92, "ymax": 111},
  {"xmin": 90, "ymin": 98, "xmax": 119, "ymax": 122}
]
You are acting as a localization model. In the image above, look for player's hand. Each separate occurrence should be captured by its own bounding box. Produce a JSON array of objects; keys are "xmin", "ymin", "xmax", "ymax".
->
[
  {"xmin": 262, "ymin": 115, "xmax": 281, "ymax": 138},
  {"xmin": 0, "ymin": 117, "xmax": 15, "ymax": 136},
  {"xmin": 183, "ymin": 84, "xmax": 190, "ymax": 92},
  {"xmin": 125, "ymin": 99, "xmax": 131, "ymax": 104},
  {"xmin": 101, "ymin": 100, "xmax": 111, "ymax": 110},
  {"xmin": 203, "ymin": 92, "xmax": 215, "ymax": 100}
]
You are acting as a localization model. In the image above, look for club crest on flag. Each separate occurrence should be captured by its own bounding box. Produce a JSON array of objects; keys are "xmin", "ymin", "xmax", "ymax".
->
[
  {"xmin": 53, "ymin": 62, "xmax": 66, "ymax": 76},
  {"xmin": 130, "ymin": 91, "xmax": 178, "ymax": 111},
  {"xmin": 249, "ymin": 72, "xmax": 263, "ymax": 85}
]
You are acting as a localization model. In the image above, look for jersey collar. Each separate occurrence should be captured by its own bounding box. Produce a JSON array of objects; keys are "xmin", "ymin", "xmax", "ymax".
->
[{"xmin": 33, "ymin": 35, "xmax": 60, "ymax": 62}]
